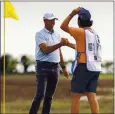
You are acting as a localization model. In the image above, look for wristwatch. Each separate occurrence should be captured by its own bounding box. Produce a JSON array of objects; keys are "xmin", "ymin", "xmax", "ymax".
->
[{"xmin": 69, "ymin": 13, "xmax": 74, "ymax": 17}]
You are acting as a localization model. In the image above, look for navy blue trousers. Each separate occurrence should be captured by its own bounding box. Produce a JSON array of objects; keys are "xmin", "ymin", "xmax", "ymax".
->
[{"xmin": 29, "ymin": 61, "xmax": 60, "ymax": 114}]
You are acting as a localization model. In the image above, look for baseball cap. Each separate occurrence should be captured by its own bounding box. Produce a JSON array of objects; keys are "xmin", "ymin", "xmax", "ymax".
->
[
  {"xmin": 78, "ymin": 8, "xmax": 91, "ymax": 20},
  {"xmin": 43, "ymin": 13, "xmax": 58, "ymax": 20}
]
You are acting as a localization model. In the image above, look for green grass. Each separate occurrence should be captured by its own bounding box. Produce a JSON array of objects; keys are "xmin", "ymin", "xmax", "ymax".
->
[
  {"xmin": 3, "ymin": 73, "xmax": 113, "ymax": 80},
  {"xmin": 60, "ymin": 73, "xmax": 114, "ymax": 80},
  {"xmin": 99, "ymin": 73, "xmax": 114, "ymax": 80},
  {"xmin": 3, "ymin": 95, "xmax": 113, "ymax": 113},
  {"xmin": 1, "ymin": 73, "xmax": 114, "ymax": 113}
]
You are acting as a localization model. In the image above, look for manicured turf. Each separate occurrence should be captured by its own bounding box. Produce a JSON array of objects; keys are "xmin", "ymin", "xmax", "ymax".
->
[{"xmin": 1, "ymin": 73, "xmax": 114, "ymax": 113}]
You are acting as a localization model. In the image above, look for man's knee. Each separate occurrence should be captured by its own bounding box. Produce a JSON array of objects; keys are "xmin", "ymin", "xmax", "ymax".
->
[
  {"xmin": 87, "ymin": 92, "xmax": 97, "ymax": 101},
  {"xmin": 34, "ymin": 93, "xmax": 44, "ymax": 102},
  {"xmin": 44, "ymin": 95, "xmax": 53, "ymax": 102},
  {"xmin": 71, "ymin": 92, "xmax": 82, "ymax": 100},
  {"xmin": 87, "ymin": 92, "xmax": 96, "ymax": 97}
]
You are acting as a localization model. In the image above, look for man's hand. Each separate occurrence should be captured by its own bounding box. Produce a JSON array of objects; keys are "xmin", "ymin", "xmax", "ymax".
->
[
  {"xmin": 63, "ymin": 67, "xmax": 69, "ymax": 79},
  {"xmin": 71, "ymin": 7, "xmax": 82, "ymax": 16},
  {"xmin": 60, "ymin": 38, "xmax": 69, "ymax": 46}
]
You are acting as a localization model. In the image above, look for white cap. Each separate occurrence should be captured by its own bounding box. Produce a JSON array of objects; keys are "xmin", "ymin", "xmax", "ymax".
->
[{"xmin": 43, "ymin": 13, "xmax": 58, "ymax": 20}]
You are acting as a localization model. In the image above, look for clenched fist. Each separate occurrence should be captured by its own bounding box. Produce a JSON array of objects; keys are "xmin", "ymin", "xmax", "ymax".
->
[
  {"xmin": 60, "ymin": 38, "xmax": 69, "ymax": 46},
  {"xmin": 71, "ymin": 7, "xmax": 82, "ymax": 16}
]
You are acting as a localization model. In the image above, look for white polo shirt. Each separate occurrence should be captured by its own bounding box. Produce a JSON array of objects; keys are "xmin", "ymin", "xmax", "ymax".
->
[{"xmin": 35, "ymin": 28, "xmax": 61, "ymax": 63}]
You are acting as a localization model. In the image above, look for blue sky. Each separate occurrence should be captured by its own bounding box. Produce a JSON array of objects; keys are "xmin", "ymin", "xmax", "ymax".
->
[{"xmin": 1, "ymin": 2, "xmax": 113, "ymax": 62}]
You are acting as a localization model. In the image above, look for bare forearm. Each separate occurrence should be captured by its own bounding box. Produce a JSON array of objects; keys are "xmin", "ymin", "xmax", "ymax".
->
[
  {"xmin": 59, "ymin": 48, "xmax": 66, "ymax": 69},
  {"xmin": 43, "ymin": 43, "xmax": 62, "ymax": 54},
  {"xmin": 67, "ymin": 43, "xmax": 75, "ymax": 49},
  {"xmin": 40, "ymin": 38, "xmax": 69, "ymax": 54}
]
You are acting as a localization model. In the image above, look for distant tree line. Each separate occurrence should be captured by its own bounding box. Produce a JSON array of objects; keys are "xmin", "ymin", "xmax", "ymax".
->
[
  {"xmin": 0, "ymin": 54, "xmax": 35, "ymax": 74},
  {"xmin": 0, "ymin": 54, "xmax": 114, "ymax": 74}
]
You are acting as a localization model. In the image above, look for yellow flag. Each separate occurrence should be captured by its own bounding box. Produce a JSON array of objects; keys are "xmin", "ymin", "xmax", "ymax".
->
[{"xmin": 4, "ymin": 0, "xmax": 19, "ymax": 20}]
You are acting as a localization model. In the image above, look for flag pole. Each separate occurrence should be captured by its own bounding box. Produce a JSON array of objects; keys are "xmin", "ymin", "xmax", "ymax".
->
[
  {"xmin": 3, "ymin": 1, "xmax": 6, "ymax": 113},
  {"xmin": 2, "ymin": 0, "xmax": 19, "ymax": 112}
]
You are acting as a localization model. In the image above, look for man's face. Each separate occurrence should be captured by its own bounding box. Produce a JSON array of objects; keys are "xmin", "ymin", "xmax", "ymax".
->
[{"xmin": 44, "ymin": 19, "xmax": 55, "ymax": 29}]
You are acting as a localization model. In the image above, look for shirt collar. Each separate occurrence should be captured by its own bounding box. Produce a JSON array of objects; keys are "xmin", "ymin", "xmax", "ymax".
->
[{"xmin": 43, "ymin": 28, "xmax": 54, "ymax": 34}]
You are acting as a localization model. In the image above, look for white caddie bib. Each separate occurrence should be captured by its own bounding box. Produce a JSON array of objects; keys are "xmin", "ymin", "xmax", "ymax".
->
[
  {"xmin": 71, "ymin": 29, "xmax": 102, "ymax": 73},
  {"xmin": 85, "ymin": 29, "xmax": 102, "ymax": 71}
]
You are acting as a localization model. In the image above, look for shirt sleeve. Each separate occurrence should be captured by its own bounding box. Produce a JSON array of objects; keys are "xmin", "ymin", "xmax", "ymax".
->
[{"xmin": 35, "ymin": 32, "xmax": 47, "ymax": 45}]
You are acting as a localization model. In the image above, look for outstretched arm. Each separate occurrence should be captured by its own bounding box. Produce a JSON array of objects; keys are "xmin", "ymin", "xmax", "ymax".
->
[
  {"xmin": 66, "ymin": 42, "xmax": 76, "ymax": 49},
  {"xmin": 39, "ymin": 38, "xmax": 68, "ymax": 54}
]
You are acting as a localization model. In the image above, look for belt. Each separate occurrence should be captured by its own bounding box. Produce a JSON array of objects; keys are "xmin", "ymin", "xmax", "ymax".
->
[{"xmin": 36, "ymin": 60, "xmax": 59, "ymax": 68}]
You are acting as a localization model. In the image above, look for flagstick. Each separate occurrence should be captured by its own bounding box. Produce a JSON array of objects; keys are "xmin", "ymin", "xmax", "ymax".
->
[
  {"xmin": 3, "ymin": 1, "xmax": 6, "ymax": 113},
  {"xmin": 3, "ymin": 0, "xmax": 19, "ymax": 112}
]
